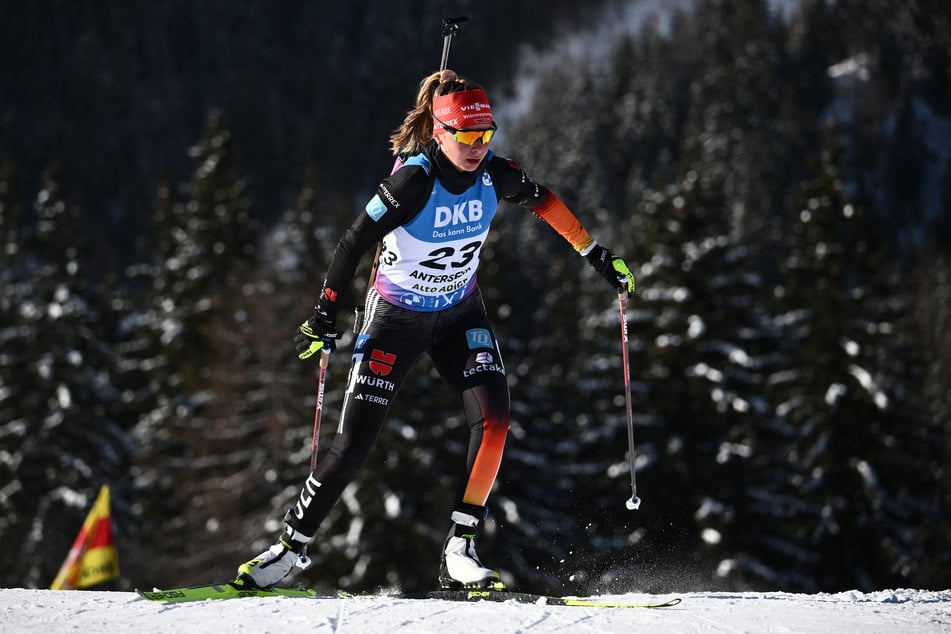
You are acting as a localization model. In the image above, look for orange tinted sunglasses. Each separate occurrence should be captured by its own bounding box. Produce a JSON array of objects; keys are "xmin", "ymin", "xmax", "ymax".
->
[{"xmin": 436, "ymin": 119, "xmax": 497, "ymax": 145}]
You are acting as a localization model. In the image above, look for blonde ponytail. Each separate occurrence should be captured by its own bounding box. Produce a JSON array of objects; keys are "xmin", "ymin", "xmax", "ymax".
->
[{"xmin": 389, "ymin": 71, "xmax": 443, "ymax": 157}]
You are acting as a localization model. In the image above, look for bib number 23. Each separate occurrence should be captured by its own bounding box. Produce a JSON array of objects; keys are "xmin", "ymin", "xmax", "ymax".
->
[{"xmin": 419, "ymin": 240, "xmax": 482, "ymax": 271}]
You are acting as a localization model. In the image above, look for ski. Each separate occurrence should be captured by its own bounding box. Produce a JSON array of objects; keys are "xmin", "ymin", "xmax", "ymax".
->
[
  {"xmin": 136, "ymin": 582, "xmax": 679, "ymax": 608},
  {"xmin": 339, "ymin": 589, "xmax": 681, "ymax": 608},
  {"xmin": 136, "ymin": 582, "xmax": 316, "ymax": 602}
]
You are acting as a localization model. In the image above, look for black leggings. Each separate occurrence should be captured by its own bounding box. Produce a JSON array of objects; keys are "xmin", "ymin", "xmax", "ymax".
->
[{"xmin": 287, "ymin": 288, "xmax": 510, "ymax": 536}]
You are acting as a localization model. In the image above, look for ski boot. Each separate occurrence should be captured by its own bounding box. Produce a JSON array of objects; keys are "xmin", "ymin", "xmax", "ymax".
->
[
  {"xmin": 234, "ymin": 524, "xmax": 312, "ymax": 589},
  {"xmin": 438, "ymin": 503, "xmax": 505, "ymax": 590}
]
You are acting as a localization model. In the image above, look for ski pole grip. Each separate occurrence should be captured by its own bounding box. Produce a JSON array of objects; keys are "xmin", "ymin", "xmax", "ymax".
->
[{"xmin": 618, "ymin": 276, "xmax": 630, "ymax": 296}]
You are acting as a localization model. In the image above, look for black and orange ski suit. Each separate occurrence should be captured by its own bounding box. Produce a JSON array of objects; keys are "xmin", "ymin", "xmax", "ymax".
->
[{"xmin": 286, "ymin": 142, "xmax": 598, "ymax": 537}]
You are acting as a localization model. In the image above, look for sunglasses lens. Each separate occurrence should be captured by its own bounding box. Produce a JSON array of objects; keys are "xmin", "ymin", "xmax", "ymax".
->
[
  {"xmin": 452, "ymin": 130, "xmax": 476, "ymax": 144},
  {"xmin": 452, "ymin": 127, "xmax": 495, "ymax": 145}
]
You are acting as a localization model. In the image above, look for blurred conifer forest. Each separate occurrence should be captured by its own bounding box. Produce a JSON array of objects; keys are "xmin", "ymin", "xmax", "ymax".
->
[{"xmin": 1, "ymin": 0, "xmax": 949, "ymax": 594}]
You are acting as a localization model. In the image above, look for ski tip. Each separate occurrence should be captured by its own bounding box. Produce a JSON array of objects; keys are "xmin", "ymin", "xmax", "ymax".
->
[{"xmin": 136, "ymin": 582, "xmax": 316, "ymax": 602}]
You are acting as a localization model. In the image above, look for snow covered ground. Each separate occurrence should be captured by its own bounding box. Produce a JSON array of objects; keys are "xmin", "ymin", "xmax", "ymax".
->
[{"xmin": 1, "ymin": 587, "xmax": 948, "ymax": 633}]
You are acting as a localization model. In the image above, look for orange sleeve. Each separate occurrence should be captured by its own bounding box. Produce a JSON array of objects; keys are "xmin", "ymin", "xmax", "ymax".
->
[{"xmin": 531, "ymin": 192, "xmax": 596, "ymax": 254}]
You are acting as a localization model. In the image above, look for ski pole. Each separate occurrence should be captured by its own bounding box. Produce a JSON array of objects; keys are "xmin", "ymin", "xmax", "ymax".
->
[
  {"xmin": 309, "ymin": 348, "xmax": 331, "ymax": 472},
  {"xmin": 618, "ymin": 287, "xmax": 641, "ymax": 510}
]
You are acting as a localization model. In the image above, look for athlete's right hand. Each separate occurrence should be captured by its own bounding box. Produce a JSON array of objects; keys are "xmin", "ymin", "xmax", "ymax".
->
[{"xmin": 294, "ymin": 309, "xmax": 341, "ymax": 359}]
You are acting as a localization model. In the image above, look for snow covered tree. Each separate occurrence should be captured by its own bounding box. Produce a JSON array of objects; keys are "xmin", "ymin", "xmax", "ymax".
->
[
  {"xmin": 717, "ymin": 139, "xmax": 934, "ymax": 592},
  {"xmin": 910, "ymin": 247, "xmax": 951, "ymax": 589},
  {"xmin": 0, "ymin": 167, "xmax": 131, "ymax": 588},
  {"xmin": 118, "ymin": 110, "xmax": 259, "ymax": 585}
]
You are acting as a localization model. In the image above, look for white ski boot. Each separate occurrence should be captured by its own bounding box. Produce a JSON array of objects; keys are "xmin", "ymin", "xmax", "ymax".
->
[
  {"xmin": 438, "ymin": 504, "xmax": 504, "ymax": 590},
  {"xmin": 235, "ymin": 525, "xmax": 312, "ymax": 589}
]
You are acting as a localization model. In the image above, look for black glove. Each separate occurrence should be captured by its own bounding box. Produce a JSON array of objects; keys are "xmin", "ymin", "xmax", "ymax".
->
[
  {"xmin": 585, "ymin": 245, "xmax": 636, "ymax": 295},
  {"xmin": 294, "ymin": 308, "xmax": 341, "ymax": 359}
]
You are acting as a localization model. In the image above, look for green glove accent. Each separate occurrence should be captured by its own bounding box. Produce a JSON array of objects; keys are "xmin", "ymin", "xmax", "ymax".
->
[
  {"xmin": 295, "ymin": 317, "xmax": 340, "ymax": 360},
  {"xmin": 585, "ymin": 245, "xmax": 636, "ymax": 295},
  {"xmin": 297, "ymin": 323, "xmax": 327, "ymax": 359},
  {"xmin": 610, "ymin": 256, "xmax": 636, "ymax": 294}
]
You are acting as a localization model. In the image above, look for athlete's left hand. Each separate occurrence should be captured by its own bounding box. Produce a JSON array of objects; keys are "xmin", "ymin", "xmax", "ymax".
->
[{"xmin": 585, "ymin": 245, "xmax": 635, "ymax": 295}]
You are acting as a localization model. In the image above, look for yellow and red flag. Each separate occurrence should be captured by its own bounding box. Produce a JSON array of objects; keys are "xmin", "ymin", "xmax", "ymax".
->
[{"xmin": 50, "ymin": 485, "xmax": 119, "ymax": 590}]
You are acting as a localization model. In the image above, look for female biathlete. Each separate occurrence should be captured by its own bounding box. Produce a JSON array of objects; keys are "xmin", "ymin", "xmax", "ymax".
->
[{"xmin": 235, "ymin": 70, "xmax": 635, "ymax": 591}]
